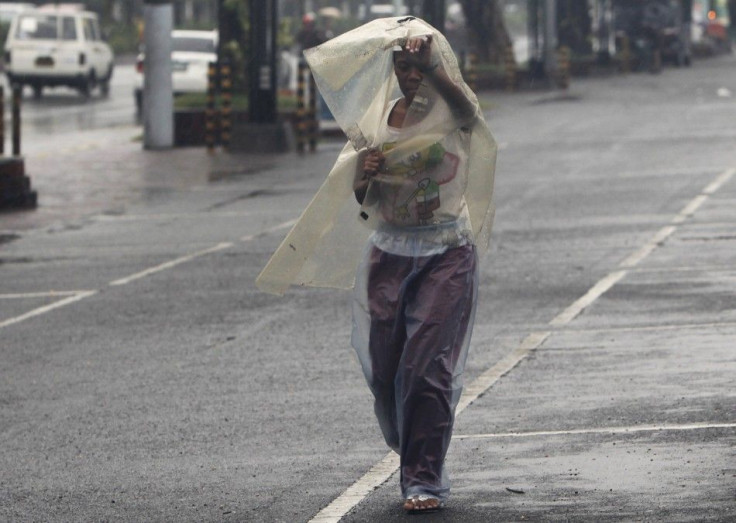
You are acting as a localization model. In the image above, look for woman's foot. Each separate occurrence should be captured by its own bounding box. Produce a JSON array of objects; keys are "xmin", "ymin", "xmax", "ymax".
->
[{"xmin": 403, "ymin": 494, "xmax": 442, "ymax": 513}]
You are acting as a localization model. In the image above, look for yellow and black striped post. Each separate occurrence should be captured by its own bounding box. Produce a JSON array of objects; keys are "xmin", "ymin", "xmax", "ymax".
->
[
  {"xmin": 307, "ymin": 71, "xmax": 318, "ymax": 152},
  {"xmin": 466, "ymin": 52, "xmax": 478, "ymax": 92},
  {"xmin": 619, "ymin": 35, "xmax": 631, "ymax": 74},
  {"xmin": 556, "ymin": 46, "xmax": 571, "ymax": 89},
  {"xmin": 0, "ymin": 87, "xmax": 4, "ymax": 156},
  {"xmin": 504, "ymin": 46, "xmax": 516, "ymax": 92},
  {"xmin": 219, "ymin": 59, "xmax": 232, "ymax": 151},
  {"xmin": 296, "ymin": 61, "xmax": 307, "ymax": 154},
  {"xmin": 205, "ymin": 61, "xmax": 218, "ymax": 154},
  {"xmin": 12, "ymin": 85, "xmax": 21, "ymax": 156}
]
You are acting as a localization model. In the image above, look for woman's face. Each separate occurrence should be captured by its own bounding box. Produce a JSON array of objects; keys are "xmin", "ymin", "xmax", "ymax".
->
[{"xmin": 393, "ymin": 50, "xmax": 424, "ymax": 103}]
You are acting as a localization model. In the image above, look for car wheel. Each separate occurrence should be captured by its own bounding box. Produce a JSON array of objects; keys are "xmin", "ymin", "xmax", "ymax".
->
[
  {"xmin": 79, "ymin": 81, "xmax": 90, "ymax": 98},
  {"xmin": 79, "ymin": 71, "xmax": 95, "ymax": 98},
  {"xmin": 100, "ymin": 65, "xmax": 113, "ymax": 97}
]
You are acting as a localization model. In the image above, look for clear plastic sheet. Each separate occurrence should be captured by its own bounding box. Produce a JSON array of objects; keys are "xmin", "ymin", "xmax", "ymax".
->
[
  {"xmin": 351, "ymin": 240, "xmax": 479, "ymax": 500},
  {"xmin": 255, "ymin": 15, "xmax": 497, "ymax": 503},
  {"xmin": 255, "ymin": 16, "xmax": 496, "ymax": 295}
]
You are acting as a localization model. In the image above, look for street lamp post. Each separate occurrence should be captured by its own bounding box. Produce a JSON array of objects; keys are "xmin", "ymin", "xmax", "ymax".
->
[
  {"xmin": 228, "ymin": 0, "xmax": 290, "ymax": 153},
  {"xmin": 249, "ymin": 0, "xmax": 277, "ymax": 124}
]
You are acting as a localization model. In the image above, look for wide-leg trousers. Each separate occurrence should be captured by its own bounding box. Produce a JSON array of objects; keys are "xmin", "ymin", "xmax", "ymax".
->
[{"xmin": 351, "ymin": 242, "xmax": 478, "ymax": 500}]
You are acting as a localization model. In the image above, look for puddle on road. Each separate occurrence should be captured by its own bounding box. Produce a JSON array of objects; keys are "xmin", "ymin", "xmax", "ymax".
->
[
  {"xmin": 208, "ymin": 164, "xmax": 277, "ymax": 181},
  {"xmin": 0, "ymin": 233, "xmax": 20, "ymax": 246}
]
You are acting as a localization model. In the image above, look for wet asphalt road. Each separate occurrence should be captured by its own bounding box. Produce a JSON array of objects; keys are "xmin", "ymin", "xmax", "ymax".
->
[{"xmin": 1, "ymin": 54, "xmax": 735, "ymax": 522}]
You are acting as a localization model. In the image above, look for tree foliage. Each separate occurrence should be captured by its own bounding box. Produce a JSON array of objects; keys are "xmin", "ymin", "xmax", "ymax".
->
[{"xmin": 458, "ymin": 0, "xmax": 515, "ymax": 65}]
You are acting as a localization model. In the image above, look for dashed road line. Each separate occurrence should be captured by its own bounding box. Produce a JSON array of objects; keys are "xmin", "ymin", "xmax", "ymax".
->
[
  {"xmin": 549, "ymin": 270, "xmax": 628, "ymax": 326},
  {"xmin": 618, "ymin": 226, "xmax": 677, "ymax": 268},
  {"xmin": 0, "ymin": 291, "xmax": 97, "ymax": 330},
  {"xmin": 0, "ymin": 291, "xmax": 85, "ymax": 299},
  {"xmin": 702, "ymin": 167, "xmax": 735, "ymax": 194},
  {"xmin": 556, "ymin": 320, "xmax": 736, "ymax": 335},
  {"xmin": 309, "ymin": 454, "xmax": 400, "ymax": 523},
  {"xmin": 109, "ymin": 242, "xmax": 235, "ymax": 287},
  {"xmin": 0, "ymin": 218, "xmax": 298, "ymax": 329},
  {"xmin": 454, "ymin": 422, "xmax": 736, "ymax": 440},
  {"xmin": 240, "ymin": 218, "xmax": 297, "ymax": 242}
]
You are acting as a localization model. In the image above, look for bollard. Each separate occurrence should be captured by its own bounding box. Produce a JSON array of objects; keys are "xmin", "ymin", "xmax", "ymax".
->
[
  {"xmin": 466, "ymin": 52, "xmax": 477, "ymax": 92},
  {"xmin": 308, "ymin": 72, "xmax": 318, "ymax": 152},
  {"xmin": 219, "ymin": 59, "xmax": 232, "ymax": 151},
  {"xmin": 0, "ymin": 87, "xmax": 4, "ymax": 156},
  {"xmin": 205, "ymin": 61, "xmax": 218, "ymax": 154},
  {"xmin": 504, "ymin": 46, "xmax": 516, "ymax": 92},
  {"xmin": 651, "ymin": 45, "xmax": 662, "ymax": 74},
  {"xmin": 0, "ymin": 85, "xmax": 37, "ymax": 210},
  {"xmin": 620, "ymin": 35, "xmax": 631, "ymax": 73},
  {"xmin": 12, "ymin": 85, "xmax": 21, "ymax": 156},
  {"xmin": 556, "ymin": 46, "xmax": 571, "ymax": 89},
  {"xmin": 296, "ymin": 61, "xmax": 307, "ymax": 154}
]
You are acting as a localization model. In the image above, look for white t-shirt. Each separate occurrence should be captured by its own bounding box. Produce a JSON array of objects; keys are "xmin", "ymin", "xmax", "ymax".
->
[{"xmin": 366, "ymin": 100, "xmax": 474, "ymax": 256}]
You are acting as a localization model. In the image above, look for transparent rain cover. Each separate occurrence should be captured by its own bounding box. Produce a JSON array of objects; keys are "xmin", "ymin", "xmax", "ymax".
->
[{"xmin": 256, "ymin": 17, "xmax": 496, "ymax": 294}]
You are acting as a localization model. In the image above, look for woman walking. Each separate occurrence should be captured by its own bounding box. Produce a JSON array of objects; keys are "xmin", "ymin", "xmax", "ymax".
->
[{"xmin": 257, "ymin": 16, "xmax": 497, "ymax": 513}]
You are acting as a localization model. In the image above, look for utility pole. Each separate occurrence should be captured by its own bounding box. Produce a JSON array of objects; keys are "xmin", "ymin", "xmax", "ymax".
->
[{"xmin": 142, "ymin": 0, "xmax": 173, "ymax": 149}]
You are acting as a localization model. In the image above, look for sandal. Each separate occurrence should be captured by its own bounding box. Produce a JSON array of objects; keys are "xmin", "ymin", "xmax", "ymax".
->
[{"xmin": 403, "ymin": 494, "xmax": 443, "ymax": 513}]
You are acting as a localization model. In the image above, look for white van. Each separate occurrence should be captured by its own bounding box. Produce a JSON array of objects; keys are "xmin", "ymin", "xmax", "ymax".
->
[{"xmin": 3, "ymin": 7, "xmax": 114, "ymax": 98}]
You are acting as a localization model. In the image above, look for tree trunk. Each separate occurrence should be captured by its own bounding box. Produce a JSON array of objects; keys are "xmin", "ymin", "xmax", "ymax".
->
[
  {"xmin": 556, "ymin": 0, "xmax": 593, "ymax": 55},
  {"xmin": 728, "ymin": 1, "xmax": 736, "ymax": 39},
  {"xmin": 459, "ymin": 0, "xmax": 514, "ymax": 65}
]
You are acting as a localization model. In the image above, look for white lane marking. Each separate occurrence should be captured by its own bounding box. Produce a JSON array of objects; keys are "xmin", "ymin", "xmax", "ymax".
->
[
  {"xmin": 702, "ymin": 167, "xmax": 735, "ymax": 194},
  {"xmin": 309, "ymin": 330, "xmax": 549, "ymax": 523},
  {"xmin": 309, "ymin": 453, "xmax": 400, "ymax": 523},
  {"xmin": 0, "ymin": 219, "xmax": 298, "ymax": 329},
  {"xmin": 307, "ymin": 166, "xmax": 736, "ymax": 522},
  {"xmin": 240, "ymin": 218, "xmax": 297, "ymax": 242},
  {"xmin": 0, "ymin": 291, "xmax": 97, "ymax": 330},
  {"xmin": 618, "ymin": 226, "xmax": 677, "ymax": 268},
  {"xmin": 549, "ymin": 270, "xmax": 628, "ymax": 326},
  {"xmin": 109, "ymin": 242, "xmax": 234, "ymax": 286},
  {"xmin": 456, "ymin": 331, "xmax": 551, "ymax": 414},
  {"xmin": 632, "ymin": 264, "xmax": 735, "ymax": 273},
  {"xmin": 553, "ymin": 166, "xmax": 735, "ymax": 324},
  {"xmin": 96, "ymin": 211, "xmax": 256, "ymax": 221},
  {"xmin": 671, "ymin": 195, "xmax": 708, "ymax": 224},
  {"xmin": 454, "ymin": 422, "xmax": 736, "ymax": 440},
  {"xmin": 109, "ymin": 218, "xmax": 297, "ymax": 287},
  {"xmin": 0, "ymin": 291, "xmax": 86, "ymax": 299},
  {"xmin": 558, "ymin": 320, "xmax": 736, "ymax": 334}
]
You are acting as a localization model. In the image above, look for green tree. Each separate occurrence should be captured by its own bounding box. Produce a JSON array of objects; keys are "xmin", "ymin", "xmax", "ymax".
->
[
  {"xmin": 459, "ymin": 0, "xmax": 515, "ymax": 65},
  {"xmin": 556, "ymin": 0, "xmax": 593, "ymax": 55}
]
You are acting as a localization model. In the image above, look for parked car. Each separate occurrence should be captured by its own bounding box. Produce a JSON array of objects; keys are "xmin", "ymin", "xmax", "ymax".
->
[
  {"xmin": 3, "ymin": 6, "xmax": 114, "ymax": 98},
  {"xmin": 134, "ymin": 29, "xmax": 218, "ymax": 113}
]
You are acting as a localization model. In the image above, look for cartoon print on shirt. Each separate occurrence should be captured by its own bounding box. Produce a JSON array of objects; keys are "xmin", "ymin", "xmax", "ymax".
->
[{"xmin": 382, "ymin": 141, "xmax": 459, "ymax": 224}]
